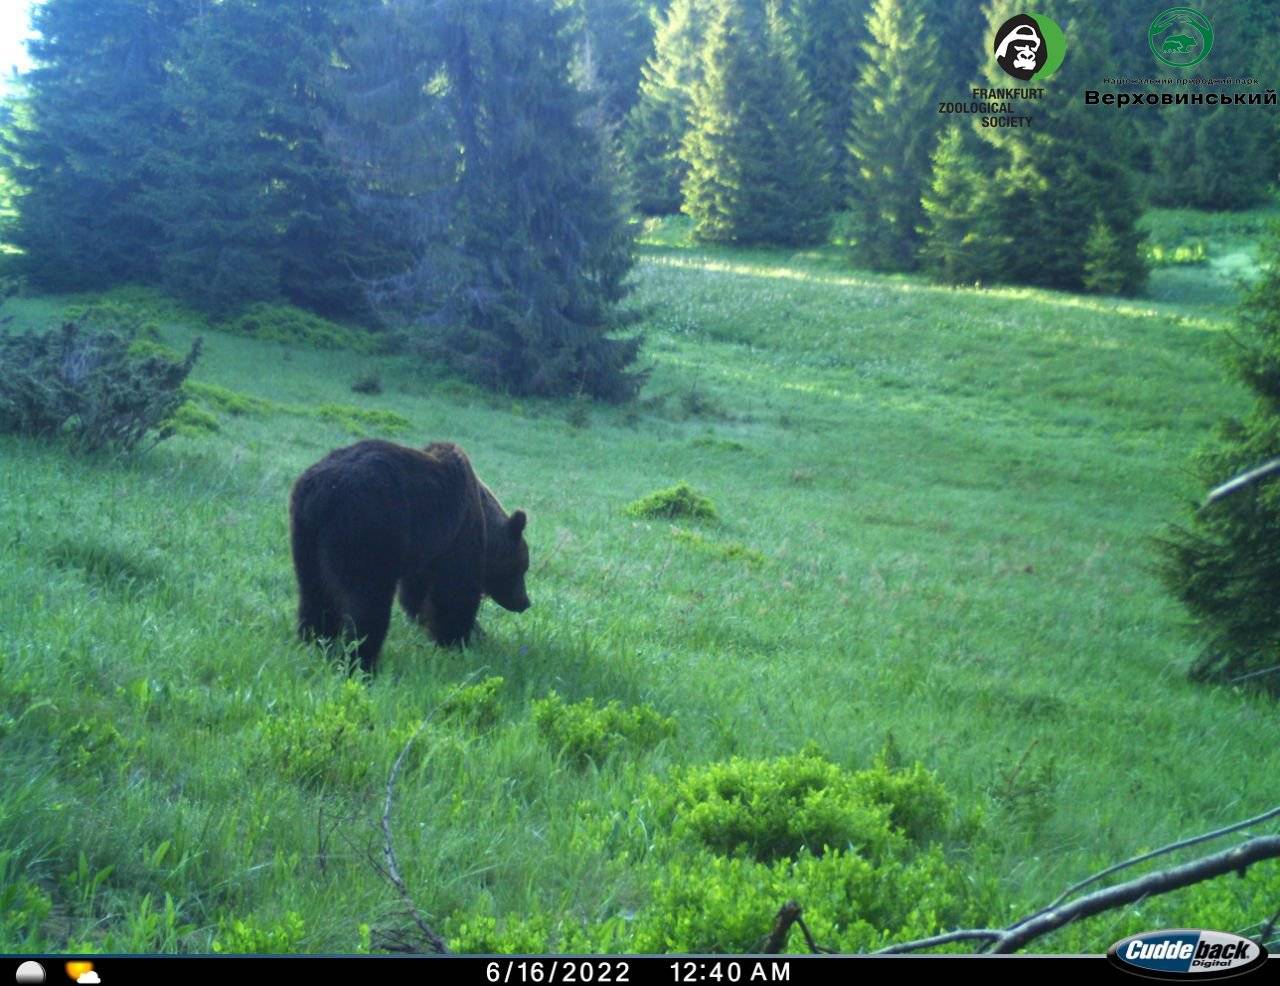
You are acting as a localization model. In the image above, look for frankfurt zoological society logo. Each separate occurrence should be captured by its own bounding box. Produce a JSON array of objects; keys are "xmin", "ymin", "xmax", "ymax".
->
[
  {"xmin": 993, "ymin": 13, "xmax": 1066, "ymax": 82},
  {"xmin": 1149, "ymin": 7, "xmax": 1213, "ymax": 69}
]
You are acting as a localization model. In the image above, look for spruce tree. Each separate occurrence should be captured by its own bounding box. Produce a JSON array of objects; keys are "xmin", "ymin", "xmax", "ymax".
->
[
  {"xmin": 680, "ymin": 0, "xmax": 833, "ymax": 246},
  {"xmin": 785, "ymin": 0, "xmax": 868, "ymax": 198},
  {"xmin": 621, "ymin": 0, "xmax": 711, "ymax": 215},
  {"xmin": 1, "ymin": 0, "xmax": 195, "ymax": 290},
  {"xmin": 444, "ymin": 0, "xmax": 642, "ymax": 399},
  {"xmin": 846, "ymin": 0, "xmax": 941, "ymax": 271},
  {"xmin": 149, "ymin": 2, "xmax": 282, "ymax": 313},
  {"xmin": 918, "ymin": 0, "xmax": 984, "ymax": 99},
  {"xmin": 148, "ymin": 0, "xmax": 370, "ymax": 316},
  {"xmin": 919, "ymin": 124, "xmax": 1006, "ymax": 284},
  {"xmin": 338, "ymin": 0, "xmax": 643, "ymax": 400},
  {"xmin": 924, "ymin": 0, "xmax": 1147, "ymax": 294},
  {"xmin": 577, "ymin": 0, "xmax": 666, "ymax": 125},
  {"xmin": 1159, "ymin": 229, "xmax": 1280, "ymax": 692},
  {"xmin": 328, "ymin": 0, "xmax": 467, "ymax": 335}
]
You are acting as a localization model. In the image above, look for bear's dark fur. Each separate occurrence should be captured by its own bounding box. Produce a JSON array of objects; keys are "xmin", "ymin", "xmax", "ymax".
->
[{"xmin": 289, "ymin": 439, "xmax": 530, "ymax": 671}]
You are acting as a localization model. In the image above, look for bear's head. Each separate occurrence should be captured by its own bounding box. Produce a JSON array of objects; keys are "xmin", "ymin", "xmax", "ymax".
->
[{"xmin": 482, "ymin": 488, "xmax": 531, "ymax": 613}]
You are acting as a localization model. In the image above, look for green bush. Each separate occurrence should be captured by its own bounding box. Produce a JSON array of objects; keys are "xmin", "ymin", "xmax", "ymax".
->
[
  {"xmin": 0, "ymin": 854, "xmax": 54, "ymax": 950},
  {"xmin": 57, "ymin": 716, "xmax": 135, "ymax": 779},
  {"xmin": 437, "ymin": 749, "xmax": 983, "ymax": 955},
  {"xmin": 1145, "ymin": 240, "xmax": 1209, "ymax": 267},
  {"xmin": 0, "ymin": 321, "xmax": 201, "ymax": 453},
  {"xmin": 258, "ymin": 681, "xmax": 378, "ymax": 789},
  {"xmin": 657, "ymin": 752, "xmax": 900, "ymax": 863},
  {"xmin": 848, "ymin": 753, "xmax": 955, "ymax": 846},
  {"xmin": 184, "ymin": 381, "xmax": 276, "ymax": 417},
  {"xmin": 440, "ymin": 676, "xmax": 506, "ymax": 731},
  {"xmin": 63, "ymin": 298, "xmax": 164, "ymax": 340},
  {"xmin": 445, "ymin": 913, "xmax": 554, "ymax": 954},
  {"xmin": 168, "ymin": 403, "xmax": 221, "ymax": 436},
  {"xmin": 656, "ymin": 750, "xmax": 957, "ymax": 863},
  {"xmin": 532, "ymin": 692, "xmax": 676, "ymax": 767},
  {"xmin": 624, "ymin": 482, "xmax": 718, "ymax": 520},
  {"xmin": 689, "ymin": 434, "xmax": 746, "ymax": 452},
  {"xmin": 628, "ymin": 845, "xmax": 990, "ymax": 953},
  {"xmin": 212, "ymin": 912, "xmax": 306, "ymax": 954},
  {"xmin": 85, "ymin": 284, "xmax": 210, "ymax": 330}
]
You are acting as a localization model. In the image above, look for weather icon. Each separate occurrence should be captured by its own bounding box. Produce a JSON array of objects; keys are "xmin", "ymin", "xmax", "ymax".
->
[
  {"xmin": 15, "ymin": 961, "xmax": 46, "ymax": 984},
  {"xmin": 62, "ymin": 964, "xmax": 97, "ymax": 984}
]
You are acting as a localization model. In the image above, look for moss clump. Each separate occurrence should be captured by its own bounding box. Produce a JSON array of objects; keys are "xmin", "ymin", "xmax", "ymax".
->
[
  {"xmin": 313, "ymin": 403, "xmax": 410, "ymax": 436},
  {"xmin": 671, "ymin": 527, "xmax": 763, "ymax": 565},
  {"xmin": 625, "ymin": 482, "xmax": 718, "ymax": 520},
  {"xmin": 185, "ymin": 381, "xmax": 277, "ymax": 417},
  {"xmin": 225, "ymin": 303, "xmax": 383, "ymax": 354},
  {"xmin": 167, "ymin": 403, "xmax": 221, "ymax": 436}
]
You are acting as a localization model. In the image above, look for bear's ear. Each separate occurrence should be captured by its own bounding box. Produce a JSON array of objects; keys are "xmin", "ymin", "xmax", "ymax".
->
[{"xmin": 508, "ymin": 510, "xmax": 527, "ymax": 540}]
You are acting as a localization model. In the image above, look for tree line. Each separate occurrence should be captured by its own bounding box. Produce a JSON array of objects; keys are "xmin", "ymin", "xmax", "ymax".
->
[{"xmin": 1, "ymin": 0, "xmax": 1278, "ymax": 399}]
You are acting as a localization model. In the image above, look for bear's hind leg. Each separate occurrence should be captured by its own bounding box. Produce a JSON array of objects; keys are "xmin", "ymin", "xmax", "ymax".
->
[
  {"xmin": 340, "ymin": 581, "xmax": 397, "ymax": 673},
  {"xmin": 292, "ymin": 523, "xmax": 341, "ymax": 642}
]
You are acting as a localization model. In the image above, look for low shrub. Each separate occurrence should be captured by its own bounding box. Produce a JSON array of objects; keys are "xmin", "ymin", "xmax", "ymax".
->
[
  {"xmin": 0, "ymin": 320, "xmax": 201, "ymax": 453},
  {"xmin": 532, "ymin": 692, "xmax": 676, "ymax": 767},
  {"xmin": 655, "ymin": 749, "xmax": 956, "ymax": 863},
  {"xmin": 225, "ymin": 303, "xmax": 383, "ymax": 354},
  {"xmin": 257, "ymin": 680, "xmax": 378, "ymax": 789},
  {"xmin": 624, "ymin": 482, "xmax": 718, "ymax": 521}
]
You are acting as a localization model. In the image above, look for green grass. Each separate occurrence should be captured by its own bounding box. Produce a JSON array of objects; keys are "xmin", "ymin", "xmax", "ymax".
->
[{"xmin": 1, "ymin": 207, "xmax": 1278, "ymax": 954}]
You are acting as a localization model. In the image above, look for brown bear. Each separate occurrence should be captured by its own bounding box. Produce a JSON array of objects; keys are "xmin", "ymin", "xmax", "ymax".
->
[{"xmin": 289, "ymin": 439, "xmax": 530, "ymax": 672}]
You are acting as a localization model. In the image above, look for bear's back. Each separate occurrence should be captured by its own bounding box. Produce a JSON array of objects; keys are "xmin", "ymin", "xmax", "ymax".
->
[{"xmin": 291, "ymin": 440, "xmax": 483, "ymax": 572}]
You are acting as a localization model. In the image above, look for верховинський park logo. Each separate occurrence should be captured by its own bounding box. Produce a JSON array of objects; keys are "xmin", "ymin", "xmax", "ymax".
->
[
  {"xmin": 993, "ymin": 13, "xmax": 1065, "ymax": 82},
  {"xmin": 1148, "ymin": 7, "xmax": 1213, "ymax": 69}
]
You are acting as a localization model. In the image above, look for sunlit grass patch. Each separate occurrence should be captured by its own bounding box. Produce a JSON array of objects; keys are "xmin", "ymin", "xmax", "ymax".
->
[{"xmin": 0, "ymin": 203, "xmax": 1277, "ymax": 954}]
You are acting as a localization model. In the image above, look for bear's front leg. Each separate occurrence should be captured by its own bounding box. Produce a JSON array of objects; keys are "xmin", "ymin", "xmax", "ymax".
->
[
  {"xmin": 424, "ymin": 582, "xmax": 483, "ymax": 647},
  {"xmin": 398, "ymin": 573, "xmax": 433, "ymax": 625}
]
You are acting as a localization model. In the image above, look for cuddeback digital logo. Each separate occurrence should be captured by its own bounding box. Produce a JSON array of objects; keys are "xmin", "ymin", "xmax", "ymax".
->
[{"xmin": 1107, "ymin": 929, "xmax": 1268, "ymax": 980}]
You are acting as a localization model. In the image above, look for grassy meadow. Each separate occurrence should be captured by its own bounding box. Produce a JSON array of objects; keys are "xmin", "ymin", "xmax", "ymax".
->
[{"xmin": 2, "ymin": 210, "xmax": 1278, "ymax": 954}]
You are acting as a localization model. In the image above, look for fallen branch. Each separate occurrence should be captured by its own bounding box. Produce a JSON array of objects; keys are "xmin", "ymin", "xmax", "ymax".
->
[
  {"xmin": 759, "ymin": 900, "xmax": 838, "ymax": 954},
  {"xmin": 381, "ymin": 716, "xmax": 448, "ymax": 954},
  {"xmin": 990, "ymin": 837, "xmax": 1280, "ymax": 953},
  {"xmin": 874, "ymin": 929, "xmax": 1003, "ymax": 954},
  {"xmin": 873, "ymin": 831, "xmax": 1280, "ymax": 955},
  {"xmin": 760, "ymin": 901, "xmax": 801, "ymax": 954},
  {"xmin": 1259, "ymin": 901, "xmax": 1280, "ymax": 947},
  {"xmin": 1204, "ymin": 457, "xmax": 1280, "ymax": 504},
  {"xmin": 1015, "ymin": 804, "xmax": 1280, "ymax": 928},
  {"xmin": 375, "ymin": 672, "xmax": 491, "ymax": 953}
]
